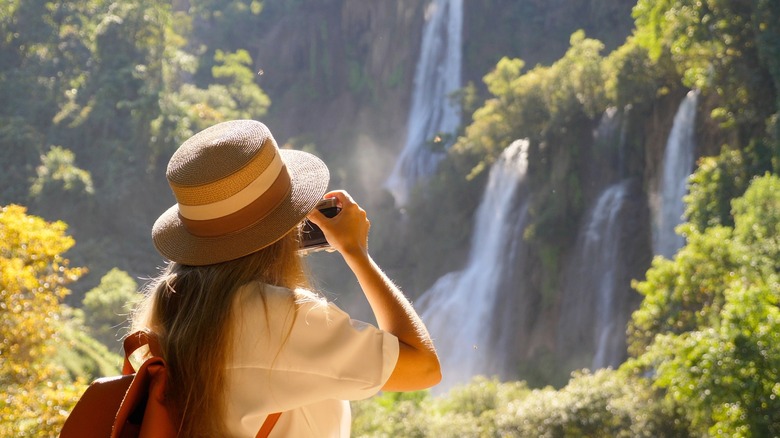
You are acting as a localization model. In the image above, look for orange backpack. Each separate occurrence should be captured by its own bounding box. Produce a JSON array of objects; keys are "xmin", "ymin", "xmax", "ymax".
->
[{"xmin": 60, "ymin": 331, "xmax": 280, "ymax": 437}]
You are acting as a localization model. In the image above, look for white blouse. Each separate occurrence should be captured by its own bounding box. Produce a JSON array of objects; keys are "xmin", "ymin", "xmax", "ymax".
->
[{"xmin": 225, "ymin": 282, "xmax": 400, "ymax": 437}]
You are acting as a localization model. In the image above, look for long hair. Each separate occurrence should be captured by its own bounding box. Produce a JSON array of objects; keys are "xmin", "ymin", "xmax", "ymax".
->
[{"xmin": 131, "ymin": 230, "xmax": 308, "ymax": 437}]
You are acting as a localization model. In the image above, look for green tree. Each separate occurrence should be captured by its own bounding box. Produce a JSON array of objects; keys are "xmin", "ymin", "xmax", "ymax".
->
[
  {"xmin": 0, "ymin": 204, "xmax": 86, "ymax": 436},
  {"xmin": 28, "ymin": 146, "xmax": 95, "ymax": 226},
  {"xmin": 59, "ymin": 0, "xmax": 169, "ymax": 193},
  {"xmin": 495, "ymin": 369, "xmax": 687, "ymax": 437},
  {"xmin": 627, "ymin": 174, "xmax": 780, "ymax": 436},
  {"xmin": 602, "ymin": 35, "xmax": 678, "ymax": 109},
  {"xmin": 0, "ymin": 1, "xmax": 95, "ymax": 203},
  {"xmin": 453, "ymin": 31, "xmax": 608, "ymax": 168},
  {"xmin": 82, "ymin": 268, "xmax": 139, "ymax": 348},
  {"xmin": 29, "ymin": 146, "xmax": 94, "ymax": 198},
  {"xmin": 161, "ymin": 48, "xmax": 270, "ymax": 134},
  {"xmin": 684, "ymin": 148, "xmax": 749, "ymax": 231},
  {"xmin": 633, "ymin": 0, "xmax": 780, "ymax": 173},
  {"xmin": 352, "ymin": 377, "xmax": 530, "ymax": 437},
  {"xmin": 150, "ymin": 39, "xmax": 271, "ymax": 167},
  {"xmin": 212, "ymin": 49, "xmax": 271, "ymax": 118}
]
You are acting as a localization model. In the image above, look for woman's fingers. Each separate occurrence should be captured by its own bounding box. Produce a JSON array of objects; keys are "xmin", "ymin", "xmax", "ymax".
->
[{"xmin": 307, "ymin": 190, "xmax": 369, "ymax": 255}]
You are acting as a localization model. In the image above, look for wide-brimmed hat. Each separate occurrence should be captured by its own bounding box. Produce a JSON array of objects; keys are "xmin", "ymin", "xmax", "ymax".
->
[{"xmin": 152, "ymin": 120, "xmax": 329, "ymax": 266}]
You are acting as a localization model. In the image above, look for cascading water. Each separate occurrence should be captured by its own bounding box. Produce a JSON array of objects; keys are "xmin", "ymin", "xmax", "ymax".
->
[
  {"xmin": 556, "ymin": 107, "xmax": 649, "ymax": 372},
  {"xmin": 653, "ymin": 90, "xmax": 699, "ymax": 258},
  {"xmin": 417, "ymin": 139, "xmax": 530, "ymax": 392},
  {"xmin": 557, "ymin": 182, "xmax": 634, "ymax": 370},
  {"xmin": 587, "ymin": 182, "xmax": 632, "ymax": 369},
  {"xmin": 384, "ymin": 0, "xmax": 462, "ymax": 207}
]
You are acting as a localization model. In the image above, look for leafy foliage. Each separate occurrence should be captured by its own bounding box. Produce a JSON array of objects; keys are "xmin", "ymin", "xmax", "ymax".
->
[
  {"xmin": 0, "ymin": 0, "xmax": 275, "ymax": 297},
  {"xmin": 212, "ymin": 49, "xmax": 271, "ymax": 119},
  {"xmin": 55, "ymin": 309, "xmax": 122, "ymax": 380},
  {"xmin": 82, "ymin": 268, "xmax": 139, "ymax": 348},
  {"xmin": 684, "ymin": 147, "xmax": 749, "ymax": 231},
  {"xmin": 0, "ymin": 205, "xmax": 87, "ymax": 436},
  {"xmin": 0, "ymin": 0, "xmax": 778, "ymax": 435},
  {"xmin": 627, "ymin": 175, "xmax": 780, "ymax": 436},
  {"xmin": 454, "ymin": 31, "xmax": 608, "ymax": 169},
  {"xmin": 353, "ymin": 372, "xmax": 685, "ymax": 437},
  {"xmin": 29, "ymin": 146, "xmax": 94, "ymax": 198},
  {"xmin": 633, "ymin": 0, "xmax": 780, "ymax": 173},
  {"xmin": 352, "ymin": 377, "xmax": 529, "ymax": 437},
  {"xmin": 602, "ymin": 35, "xmax": 677, "ymax": 109},
  {"xmin": 495, "ymin": 369, "xmax": 687, "ymax": 437}
]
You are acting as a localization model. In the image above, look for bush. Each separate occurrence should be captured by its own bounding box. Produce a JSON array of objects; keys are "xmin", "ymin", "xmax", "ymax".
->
[
  {"xmin": 82, "ymin": 268, "xmax": 140, "ymax": 348},
  {"xmin": 352, "ymin": 372, "xmax": 685, "ymax": 437},
  {"xmin": 495, "ymin": 369, "xmax": 686, "ymax": 437}
]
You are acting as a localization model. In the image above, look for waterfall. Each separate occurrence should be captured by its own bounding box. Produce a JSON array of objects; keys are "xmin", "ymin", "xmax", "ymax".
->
[
  {"xmin": 557, "ymin": 179, "xmax": 647, "ymax": 370},
  {"xmin": 417, "ymin": 139, "xmax": 530, "ymax": 391},
  {"xmin": 384, "ymin": 0, "xmax": 463, "ymax": 207},
  {"xmin": 653, "ymin": 90, "xmax": 698, "ymax": 258},
  {"xmin": 585, "ymin": 181, "xmax": 631, "ymax": 369},
  {"xmin": 555, "ymin": 104, "xmax": 650, "ymax": 371}
]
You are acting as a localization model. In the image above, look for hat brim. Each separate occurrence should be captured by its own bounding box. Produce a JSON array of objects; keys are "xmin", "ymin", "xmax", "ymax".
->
[{"xmin": 152, "ymin": 149, "xmax": 329, "ymax": 266}]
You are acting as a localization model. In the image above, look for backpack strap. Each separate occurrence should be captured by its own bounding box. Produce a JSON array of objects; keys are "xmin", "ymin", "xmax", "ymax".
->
[
  {"xmin": 112, "ymin": 355, "xmax": 177, "ymax": 438},
  {"xmin": 123, "ymin": 330, "xmax": 163, "ymax": 375},
  {"xmin": 257, "ymin": 412, "xmax": 282, "ymax": 438},
  {"xmin": 123, "ymin": 331, "xmax": 283, "ymax": 438}
]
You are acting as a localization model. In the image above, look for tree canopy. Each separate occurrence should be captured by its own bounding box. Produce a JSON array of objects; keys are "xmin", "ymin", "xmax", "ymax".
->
[
  {"xmin": 1, "ymin": 0, "xmax": 778, "ymax": 435},
  {"xmin": 0, "ymin": 205, "xmax": 86, "ymax": 436}
]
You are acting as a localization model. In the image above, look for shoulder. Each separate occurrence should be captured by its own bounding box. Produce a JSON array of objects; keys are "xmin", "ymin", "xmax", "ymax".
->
[{"xmin": 235, "ymin": 282, "xmax": 330, "ymax": 314}]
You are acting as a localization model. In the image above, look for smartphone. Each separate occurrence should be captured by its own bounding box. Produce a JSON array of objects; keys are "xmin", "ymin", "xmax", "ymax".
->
[{"xmin": 299, "ymin": 198, "xmax": 341, "ymax": 253}]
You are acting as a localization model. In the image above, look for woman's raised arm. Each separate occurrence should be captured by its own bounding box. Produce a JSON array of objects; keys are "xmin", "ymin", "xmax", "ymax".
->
[{"xmin": 307, "ymin": 190, "xmax": 441, "ymax": 391}]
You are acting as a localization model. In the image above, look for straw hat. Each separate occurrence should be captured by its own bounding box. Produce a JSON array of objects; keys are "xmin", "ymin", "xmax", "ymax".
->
[{"xmin": 152, "ymin": 120, "xmax": 329, "ymax": 266}]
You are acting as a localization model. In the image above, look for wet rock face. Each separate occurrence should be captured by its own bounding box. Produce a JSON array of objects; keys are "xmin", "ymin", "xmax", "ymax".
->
[
  {"xmin": 249, "ymin": 1, "xmax": 425, "ymax": 156},
  {"xmin": 249, "ymin": 0, "xmax": 637, "ymax": 159}
]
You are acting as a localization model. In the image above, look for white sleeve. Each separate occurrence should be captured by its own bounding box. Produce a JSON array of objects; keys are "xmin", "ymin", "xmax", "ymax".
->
[{"xmin": 227, "ymin": 283, "xmax": 400, "ymax": 415}]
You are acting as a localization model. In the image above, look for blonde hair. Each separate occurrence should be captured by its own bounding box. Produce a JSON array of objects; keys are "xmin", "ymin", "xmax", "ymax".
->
[{"xmin": 131, "ymin": 230, "xmax": 309, "ymax": 437}]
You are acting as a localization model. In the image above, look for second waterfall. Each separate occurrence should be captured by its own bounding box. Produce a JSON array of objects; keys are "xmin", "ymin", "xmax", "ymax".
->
[{"xmin": 385, "ymin": 0, "xmax": 463, "ymax": 207}]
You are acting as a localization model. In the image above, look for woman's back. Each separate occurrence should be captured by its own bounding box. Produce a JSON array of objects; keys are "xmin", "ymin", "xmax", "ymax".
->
[{"xmin": 224, "ymin": 283, "xmax": 398, "ymax": 437}]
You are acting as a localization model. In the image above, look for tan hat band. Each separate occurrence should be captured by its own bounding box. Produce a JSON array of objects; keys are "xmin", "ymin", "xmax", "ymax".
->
[
  {"xmin": 170, "ymin": 141, "xmax": 277, "ymax": 205},
  {"xmin": 177, "ymin": 153, "xmax": 284, "ymax": 221},
  {"xmin": 179, "ymin": 169, "xmax": 292, "ymax": 237}
]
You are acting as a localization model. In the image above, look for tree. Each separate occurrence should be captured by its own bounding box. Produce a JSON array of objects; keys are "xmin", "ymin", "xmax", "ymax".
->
[
  {"xmin": 684, "ymin": 148, "xmax": 749, "ymax": 231},
  {"xmin": 0, "ymin": 204, "xmax": 86, "ymax": 436},
  {"xmin": 627, "ymin": 174, "xmax": 780, "ymax": 436},
  {"xmin": 633, "ymin": 0, "xmax": 780, "ymax": 174},
  {"xmin": 82, "ymin": 268, "xmax": 139, "ymax": 348},
  {"xmin": 28, "ymin": 146, "xmax": 95, "ymax": 224},
  {"xmin": 212, "ymin": 49, "xmax": 271, "ymax": 117},
  {"xmin": 0, "ymin": 1, "xmax": 95, "ymax": 204}
]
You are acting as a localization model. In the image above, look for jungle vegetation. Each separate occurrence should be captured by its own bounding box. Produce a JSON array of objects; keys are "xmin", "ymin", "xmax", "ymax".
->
[{"xmin": 1, "ymin": 0, "xmax": 778, "ymax": 436}]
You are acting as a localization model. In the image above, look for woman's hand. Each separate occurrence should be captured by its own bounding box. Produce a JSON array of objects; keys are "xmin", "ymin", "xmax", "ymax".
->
[{"xmin": 305, "ymin": 190, "xmax": 369, "ymax": 258}]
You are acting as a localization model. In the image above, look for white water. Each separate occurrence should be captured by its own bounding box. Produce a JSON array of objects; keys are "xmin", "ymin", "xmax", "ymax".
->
[
  {"xmin": 556, "ymin": 106, "xmax": 640, "ymax": 371},
  {"xmin": 384, "ymin": 0, "xmax": 463, "ymax": 207},
  {"xmin": 417, "ymin": 140, "xmax": 529, "ymax": 391},
  {"xmin": 585, "ymin": 181, "xmax": 632, "ymax": 369},
  {"xmin": 653, "ymin": 90, "xmax": 698, "ymax": 258}
]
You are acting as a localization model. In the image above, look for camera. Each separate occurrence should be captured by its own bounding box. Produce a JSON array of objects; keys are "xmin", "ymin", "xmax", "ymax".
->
[{"xmin": 299, "ymin": 198, "xmax": 341, "ymax": 253}]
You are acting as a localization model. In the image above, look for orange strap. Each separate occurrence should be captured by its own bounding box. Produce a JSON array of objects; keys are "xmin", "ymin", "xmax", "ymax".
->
[
  {"xmin": 125, "ymin": 331, "xmax": 283, "ymax": 438},
  {"xmin": 256, "ymin": 412, "xmax": 282, "ymax": 438}
]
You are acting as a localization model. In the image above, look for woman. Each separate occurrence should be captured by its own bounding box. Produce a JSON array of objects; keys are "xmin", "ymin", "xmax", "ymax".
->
[{"xmin": 131, "ymin": 119, "xmax": 441, "ymax": 437}]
